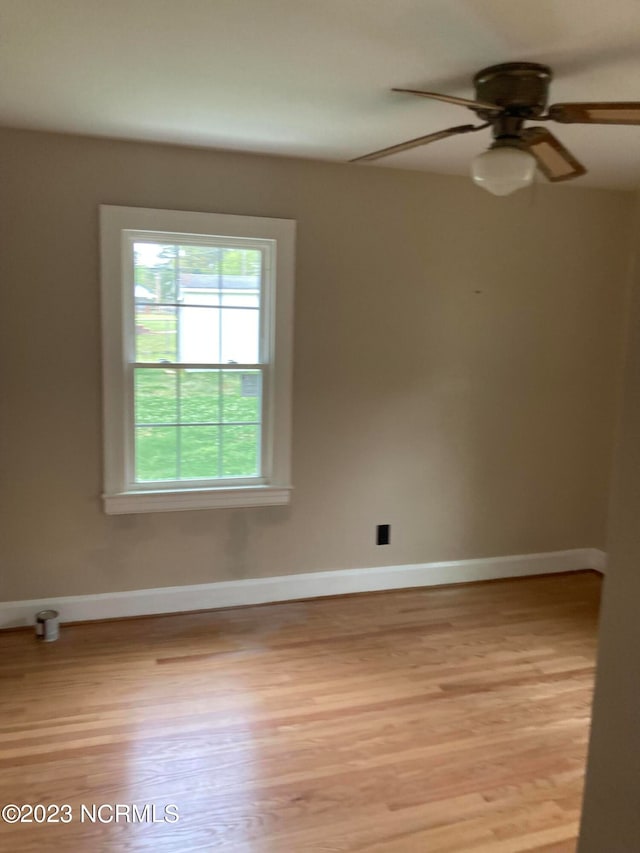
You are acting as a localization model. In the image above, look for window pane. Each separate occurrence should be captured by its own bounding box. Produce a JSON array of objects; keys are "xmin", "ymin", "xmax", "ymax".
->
[
  {"xmin": 222, "ymin": 247, "xmax": 261, "ymax": 277},
  {"xmin": 180, "ymin": 370, "xmax": 220, "ymax": 423},
  {"xmin": 178, "ymin": 244, "xmax": 223, "ymax": 306},
  {"xmin": 135, "ymin": 427, "xmax": 177, "ymax": 481},
  {"xmin": 134, "ymin": 242, "xmax": 177, "ymax": 303},
  {"xmin": 179, "ymin": 285, "xmax": 224, "ymax": 307},
  {"xmin": 222, "ymin": 370, "xmax": 261, "ymax": 423},
  {"xmin": 177, "ymin": 306, "xmax": 220, "ymax": 363},
  {"xmin": 221, "ymin": 292, "xmax": 260, "ymax": 308},
  {"xmin": 180, "ymin": 426, "xmax": 220, "ymax": 479},
  {"xmin": 177, "ymin": 266, "xmax": 260, "ymax": 307},
  {"xmin": 131, "ymin": 238, "xmax": 265, "ymax": 483},
  {"xmin": 176, "ymin": 247, "xmax": 261, "ymax": 306},
  {"xmin": 135, "ymin": 369, "xmax": 177, "ymax": 424},
  {"xmin": 220, "ymin": 309, "xmax": 259, "ymax": 363},
  {"xmin": 135, "ymin": 305, "xmax": 177, "ymax": 362},
  {"xmin": 219, "ymin": 246, "xmax": 261, "ymax": 308},
  {"xmin": 222, "ymin": 425, "xmax": 260, "ymax": 477},
  {"xmin": 178, "ymin": 245, "xmax": 222, "ymax": 277}
]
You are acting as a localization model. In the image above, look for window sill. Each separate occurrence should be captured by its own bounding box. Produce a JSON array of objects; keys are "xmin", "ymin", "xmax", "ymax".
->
[{"xmin": 103, "ymin": 485, "xmax": 292, "ymax": 515}]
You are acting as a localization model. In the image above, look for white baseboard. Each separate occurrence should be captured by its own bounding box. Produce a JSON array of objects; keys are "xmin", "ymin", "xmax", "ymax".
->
[
  {"xmin": 587, "ymin": 548, "xmax": 607, "ymax": 573},
  {"xmin": 0, "ymin": 547, "xmax": 606, "ymax": 630}
]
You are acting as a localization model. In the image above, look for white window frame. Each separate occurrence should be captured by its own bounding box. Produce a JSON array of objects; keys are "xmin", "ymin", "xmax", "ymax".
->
[{"xmin": 100, "ymin": 205, "xmax": 295, "ymax": 514}]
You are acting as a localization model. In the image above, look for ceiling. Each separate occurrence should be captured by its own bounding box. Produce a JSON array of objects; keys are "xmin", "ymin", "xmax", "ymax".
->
[{"xmin": 3, "ymin": 0, "xmax": 640, "ymax": 189}]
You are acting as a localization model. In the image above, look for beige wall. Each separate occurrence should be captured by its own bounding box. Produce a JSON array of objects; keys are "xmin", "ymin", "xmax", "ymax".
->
[
  {"xmin": 0, "ymin": 127, "xmax": 633, "ymax": 601},
  {"xmin": 578, "ymin": 197, "xmax": 640, "ymax": 852}
]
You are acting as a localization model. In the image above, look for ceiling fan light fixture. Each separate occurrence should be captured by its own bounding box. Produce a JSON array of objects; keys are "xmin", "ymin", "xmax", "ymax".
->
[{"xmin": 471, "ymin": 145, "xmax": 537, "ymax": 196}]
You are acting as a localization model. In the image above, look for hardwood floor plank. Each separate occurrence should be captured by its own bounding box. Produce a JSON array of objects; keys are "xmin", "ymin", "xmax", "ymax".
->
[{"xmin": 0, "ymin": 572, "xmax": 600, "ymax": 851}]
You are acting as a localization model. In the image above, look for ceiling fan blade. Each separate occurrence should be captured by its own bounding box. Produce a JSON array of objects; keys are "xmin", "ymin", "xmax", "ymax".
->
[
  {"xmin": 549, "ymin": 102, "xmax": 640, "ymax": 125},
  {"xmin": 392, "ymin": 88, "xmax": 502, "ymax": 113},
  {"xmin": 351, "ymin": 124, "xmax": 483, "ymax": 163},
  {"xmin": 520, "ymin": 127, "xmax": 587, "ymax": 182}
]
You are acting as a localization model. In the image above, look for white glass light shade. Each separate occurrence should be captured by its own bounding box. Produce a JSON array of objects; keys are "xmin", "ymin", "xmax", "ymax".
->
[{"xmin": 471, "ymin": 146, "xmax": 536, "ymax": 196}]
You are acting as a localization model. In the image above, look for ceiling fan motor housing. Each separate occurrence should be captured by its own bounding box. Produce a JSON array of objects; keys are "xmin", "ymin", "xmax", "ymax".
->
[{"xmin": 473, "ymin": 62, "xmax": 553, "ymax": 121}]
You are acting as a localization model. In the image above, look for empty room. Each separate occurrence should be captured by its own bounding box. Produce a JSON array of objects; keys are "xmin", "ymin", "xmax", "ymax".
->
[{"xmin": 2, "ymin": 2, "xmax": 640, "ymax": 851}]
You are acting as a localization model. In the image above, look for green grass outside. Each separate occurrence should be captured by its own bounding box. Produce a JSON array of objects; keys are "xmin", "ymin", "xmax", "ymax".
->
[
  {"xmin": 136, "ymin": 308, "xmax": 178, "ymax": 361},
  {"xmin": 135, "ymin": 309, "xmax": 260, "ymax": 482}
]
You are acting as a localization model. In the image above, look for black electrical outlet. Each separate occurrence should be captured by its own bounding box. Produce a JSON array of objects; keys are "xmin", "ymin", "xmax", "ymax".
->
[{"xmin": 376, "ymin": 524, "xmax": 390, "ymax": 545}]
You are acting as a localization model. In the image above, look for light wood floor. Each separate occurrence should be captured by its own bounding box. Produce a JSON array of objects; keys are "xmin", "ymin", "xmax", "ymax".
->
[{"xmin": 0, "ymin": 571, "xmax": 601, "ymax": 852}]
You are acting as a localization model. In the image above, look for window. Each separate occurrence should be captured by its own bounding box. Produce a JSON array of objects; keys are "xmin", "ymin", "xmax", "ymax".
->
[{"xmin": 100, "ymin": 206, "xmax": 295, "ymax": 513}]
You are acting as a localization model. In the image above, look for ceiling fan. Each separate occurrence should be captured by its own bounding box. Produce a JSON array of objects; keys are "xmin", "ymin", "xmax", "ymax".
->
[{"xmin": 351, "ymin": 62, "xmax": 640, "ymax": 195}]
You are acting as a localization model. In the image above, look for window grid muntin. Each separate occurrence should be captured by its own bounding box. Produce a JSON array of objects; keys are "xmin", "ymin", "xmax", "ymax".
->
[
  {"xmin": 133, "ymin": 241, "xmax": 262, "ymax": 366},
  {"xmin": 130, "ymin": 366, "xmax": 266, "ymax": 488},
  {"xmin": 132, "ymin": 368, "xmax": 264, "ymax": 482},
  {"xmin": 135, "ymin": 302, "xmax": 260, "ymax": 310},
  {"xmin": 127, "ymin": 232, "xmax": 270, "ymax": 489}
]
